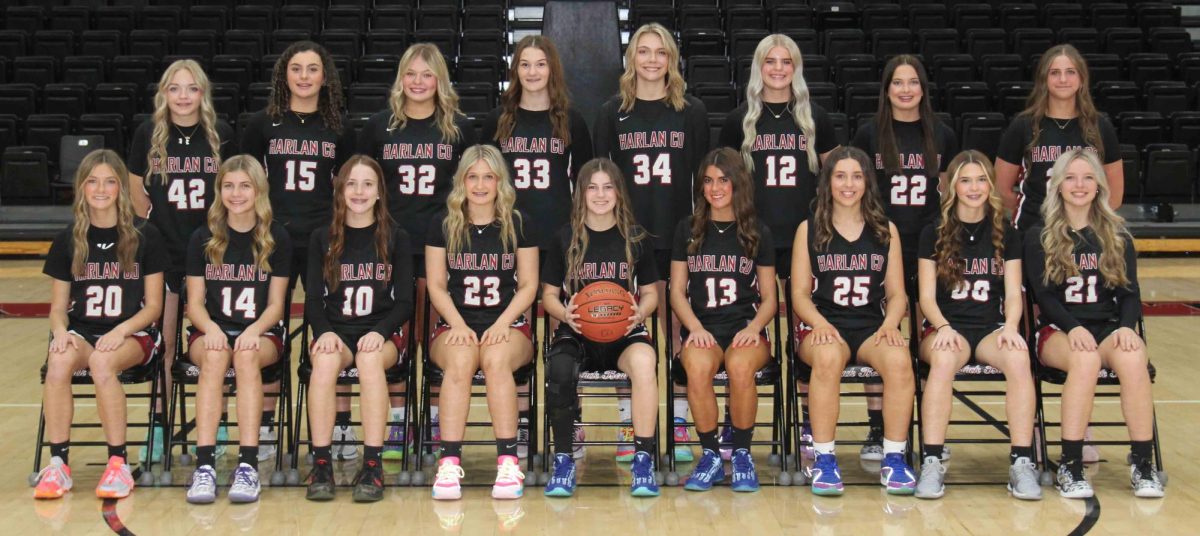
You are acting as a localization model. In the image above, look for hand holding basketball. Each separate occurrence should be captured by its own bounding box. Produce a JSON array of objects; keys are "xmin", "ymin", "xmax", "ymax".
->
[{"xmin": 572, "ymin": 281, "xmax": 636, "ymax": 343}]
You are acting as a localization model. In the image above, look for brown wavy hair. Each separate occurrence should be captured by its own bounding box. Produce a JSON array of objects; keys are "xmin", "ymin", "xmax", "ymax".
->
[
  {"xmin": 204, "ymin": 155, "xmax": 276, "ymax": 271},
  {"xmin": 689, "ymin": 147, "xmax": 761, "ymax": 258},
  {"xmin": 71, "ymin": 150, "xmax": 140, "ymax": 277},
  {"xmin": 1021, "ymin": 45, "xmax": 1104, "ymax": 162},
  {"xmin": 267, "ymin": 41, "xmax": 345, "ymax": 134},
  {"xmin": 324, "ymin": 155, "xmax": 394, "ymax": 290},
  {"xmin": 875, "ymin": 55, "xmax": 940, "ymax": 179},
  {"xmin": 495, "ymin": 35, "xmax": 572, "ymax": 146},
  {"xmin": 933, "ymin": 150, "xmax": 1006, "ymax": 290},
  {"xmin": 564, "ymin": 158, "xmax": 647, "ymax": 293},
  {"xmin": 810, "ymin": 146, "xmax": 891, "ymax": 252}
]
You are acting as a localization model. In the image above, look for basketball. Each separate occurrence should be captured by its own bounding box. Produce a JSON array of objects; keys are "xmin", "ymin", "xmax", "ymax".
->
[{"xmin": 572, "ymin": 281, "xmax": 636, "ymax": 343}]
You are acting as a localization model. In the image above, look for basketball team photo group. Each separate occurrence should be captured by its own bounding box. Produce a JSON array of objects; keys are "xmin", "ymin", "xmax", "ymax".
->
[{"xmin": 2, "ymin": 0, "xmax": 1198, "ymax": 533}]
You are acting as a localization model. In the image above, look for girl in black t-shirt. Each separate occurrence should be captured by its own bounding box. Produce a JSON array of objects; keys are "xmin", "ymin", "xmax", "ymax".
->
[
  {"xmin": 35, "ymin": 150, "xmax": 166, "ymax": 501},
  {"xmin": 670, "ymin": 148, "xmax": 776, "ymax": 493},
  {"xmin": 425, "ymin": 145, "xmax": 538, "ymax": 501},
  {"xmin": 1025, "ymin": 149, "xmax": 1161, "ymax": 499},
  {"xmin": 541, "ymin": 158, "xmax": 661, "ymax": 498},
  {"xmin": 996, "ymin": 45, "xmax": 1123, "ymax": 230},
  {"xmin": 127, "ymin": 59, "xmax": 237, "ymax": 466},
  {"xmin": 183, "ymin": 156, "xmax": 291, "ymax": 505},
  {"xmin": 791, "ymin": 147, "xmax": 914, "ymax": 496},
  {"xmin": 304, "ymin": 156, "xmax": 414, "ymax": 503},
  {"xmin": 914, "ymin": 150, "xmax": 1038, "ymax": 500}
]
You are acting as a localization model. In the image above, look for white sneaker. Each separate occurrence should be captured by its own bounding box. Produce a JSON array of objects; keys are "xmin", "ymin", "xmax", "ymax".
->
[
  {"xmin": 517, "ymin": 418, "xmax": 530, "ymax": 459},
  {"xmin": 186, "ymin": 465, "xmax": 217, "ymax": 504},
  {"xmin": 1056, "ymin": 462, "xmax": 1093, "ymax": 499},
  {"xmin": 572, "ymin": 425, "xmax": 587, "ymax": 460},
  {"xmin": 432, "ymin": 457, "xmax": 464, "ymax": 501},
  {"xmin": 1130, "ymin": 461, "xmax": 1165, "ymax": 498},
  {"xmin": 491, "ymin": 455, "xmax": 525, "ymax": 499},
  {"xmin": 333, "ymin": 425, "xmax": 359, "ymax": 460},
  {"xmin": 258, "ymin": 426, "xmax": 277, "ymax": 462}
]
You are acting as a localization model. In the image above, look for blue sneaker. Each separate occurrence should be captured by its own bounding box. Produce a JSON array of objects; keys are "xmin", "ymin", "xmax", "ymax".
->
[
  {"xmin": 544, "ymin": 454, "xmax": 577, "ymax": 497},
  {"xmin": 718, "ymin": 422, "xmax": 734, "ymax": 460},
  {"xmin": 881, "ymin": 452, "xmax": 917, "ymax": 495},
  {"xmin": 684, "ymin": 449, "xmax": 725, "ymax": 491},
  {"xmin": 810, "ymin": 453, "xmax": 844, "ymax": 496},
  {"xmin": 629, "ymin": 452, "xmax": 659, "ymax": 497},
  {"xmin": 730, "ymin": 449, "xmax": 759, "ymax": 492},
  {"xmin": 672, "ymin": 417, "xmax": 695, "ymax": 463},
  {"xmin": 139, "ymin": 424, "xmax": 164, "ymax": 464}
]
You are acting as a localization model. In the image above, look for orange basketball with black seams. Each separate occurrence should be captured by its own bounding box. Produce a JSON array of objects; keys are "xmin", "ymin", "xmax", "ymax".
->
[{"xmin": 572, "ymin": 281, "xmax": 635, "ymax": 343}]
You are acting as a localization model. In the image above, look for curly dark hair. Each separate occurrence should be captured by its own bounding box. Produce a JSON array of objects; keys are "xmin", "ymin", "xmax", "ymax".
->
[{"xmin": 267, "ymin": 41, "xmax": 345, "ymax": 134}]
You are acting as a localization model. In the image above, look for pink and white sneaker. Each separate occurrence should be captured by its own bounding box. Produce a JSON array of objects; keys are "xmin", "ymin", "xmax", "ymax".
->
[
  {"xmin": 432, "ymin": 457, "xmax": 464, "ymax": 501},
  {"xmin": 491, "ymin": 455, "xmax": 525, "ymax": 499}
]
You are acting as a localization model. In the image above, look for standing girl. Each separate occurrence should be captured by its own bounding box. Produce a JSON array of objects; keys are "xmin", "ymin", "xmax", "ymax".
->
[
  {"xmin": 34, "ymin": 150, "xmax": 166, "ymax": 500},
  {"xmin": 183, "ymin": 156, "xmax": 291, "ymax": 504}
]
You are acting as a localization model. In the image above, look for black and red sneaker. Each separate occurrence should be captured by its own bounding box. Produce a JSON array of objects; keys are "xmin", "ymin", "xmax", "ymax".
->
[
  {"xmin": 306, "ymin": 457, "xmax": 335, "ymax": 501},
  {"xmin": 352, "ymin": 459, "xmax": 385, "ymax": 503}
]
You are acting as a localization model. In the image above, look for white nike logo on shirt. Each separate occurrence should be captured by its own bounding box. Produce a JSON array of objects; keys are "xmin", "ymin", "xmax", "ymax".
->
[
  {"xmin": 97, "ymin": 243, "xmax": 114, "ymax": 250},
  {"xmin": 272, "ymin": 121, "xmax": 283, "ymax": 127},
  {"xmin": 618, "ymin": 116, "xmax": 631, "ymax": 122}
]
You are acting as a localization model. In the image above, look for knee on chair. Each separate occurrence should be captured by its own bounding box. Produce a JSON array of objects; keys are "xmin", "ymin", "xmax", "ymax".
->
[{"xmin": 544, "ymin": 340, "xmax": 582, "ymax": 417}]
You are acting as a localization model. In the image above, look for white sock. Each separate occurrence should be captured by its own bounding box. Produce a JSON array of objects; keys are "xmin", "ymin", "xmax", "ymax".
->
[
  {"xmin": 390, "ymin": 407, "xmax": 404, "ymax": 424},
  {"xmin": 814, "ymin": 441, "xmax": 836, "ymax": 455},
  {"xmin": 673, "ymin": 398, "xmax": 689, "ymax": 421},
  {"xmin": 882, "ymin": 438, "xmax": 906, "ymax": 455},
  {"xmin": 429, "ymin": 405, "xmax": 440, "ymax": 423},
  {"xmin": 617, "ymin": 398, "xmax": 632, "ymax": 422}
]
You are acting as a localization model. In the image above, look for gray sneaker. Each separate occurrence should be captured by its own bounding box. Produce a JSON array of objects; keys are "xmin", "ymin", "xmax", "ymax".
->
[
  {"xmin": 914, "ymin": 457, "xmax": 945, "ymax": 499},
  {"xmin": 228, "ymin": 463, "xmax": 261, "ymax": 503},
  {"xmin": 1130, "ymin": 462, "xmax": 1165, "ymax": 498},
  {"xmin": 1007, "ymin": 457, "xmax": 1043, "ymax": 500},
  {"xmin": 860, "ymin": 429, "xmax": 884, "ymax": 461},
  {"xmin": 187, "ymin": 465, "xmax": 217, "ymax": 504}
]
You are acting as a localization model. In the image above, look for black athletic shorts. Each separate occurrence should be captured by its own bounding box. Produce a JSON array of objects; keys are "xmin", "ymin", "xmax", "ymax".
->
[
  {"xmin": 795, "ymin": 322, "xmax": 879, "ymax": 362},
  {"xmin": 921, "ymin": 322, "xmax": 1003, "ymax": 362},
  {"xmin": 1036, "ymin": 319, "xmax": 1121, "ymax": 359},
  {"xmin": 187, "ymin": 324, "xmax": 286, "ymax": 356},
  {"xmin": 681, "ymin": 321, "xmax": 769, "ymax": 352},
  {"xmin": 550, "ymin": 324, "xmax": 653, "ymax": 372},
  {"xmin": 68, "ymin": 324, "xmax": 161, "ymax": 366}
]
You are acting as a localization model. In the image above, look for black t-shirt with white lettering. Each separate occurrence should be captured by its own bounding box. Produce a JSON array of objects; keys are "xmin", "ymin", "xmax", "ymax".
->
[
  {"xmin": 306, "ymin": 223, "xmax": 414, "ymax": 339},
  {"xmin": 918, "ymin": 220, "xmax": 1020, "ymax": 328},
  {"xmin": 719, "ymin": 102, "xmax": 838, "ymax": 249},
  {"xmin": 427, "ymin": 213, "xmax": 529, "ymax": 332},
  {"xmin": 806, "ymin": 222, "xmax": 890, "ymax": 330},
  {"xmin": 671, "ymin": 218, "xmax": 774, "ymax": 331},
  {"xmin": 542, "ymin": 224, "xmax": 660, "ymax": 297},
  {"xmin": 128, "ymin": 119, "xmax": 236, "ymax": 269},
  {"xmin": 186, "ymin": 222, "xmax": 292, "ymax": 332},
  {"xmin": 480, "ymin": 106, "xmax": 593, "ymax": 249},
  {"xmin": 996, "ymin": 115, "xmax": 1120, "ymax": 230},
  {"xmin": 1024, "ymin": 225, "xmax": 1140, "ymax": 331},
  {"xmin": 43, "ymin": 218, "xmax": 168, "ymax": 333}
]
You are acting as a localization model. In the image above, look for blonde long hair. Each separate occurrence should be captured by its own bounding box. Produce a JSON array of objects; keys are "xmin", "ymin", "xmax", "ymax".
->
[
  {"xmin": 387, "ymin": 43, "xmax": 462, "ymax": 142},
  {"xmin": 442, "ymin": 145, "xmax": 521, "ymax": 256},
  {"xmin": 1039, "ymin": 149, "xmax": 1129, "ymax": 288},
  {"xmin": 148, "ymin": 60, "xmax": 222, "ymax": 185},
  {"xmin": 619, "ymin": 24, "xmax": 687, "ymax": 113},
  {"xmin": 933, "ymin": 150, "xmax": 1006, "ymax": 290},
  {"xmin": 741, "ymin": 34, "xmax": 818, "ymax": 173},
  {"xmin": 564, "ymin": 158, "xmax": 647, "ymax": 293},
  {"xmin": 71, "ymin": 150, "xmax": 140, "ymax": 277},
  {"xmin": 204, "ymin": 155, "xmax": 276, "ymax": 271}
]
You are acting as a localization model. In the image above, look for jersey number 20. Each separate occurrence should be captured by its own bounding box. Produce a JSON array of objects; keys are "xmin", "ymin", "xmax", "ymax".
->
[{"xmin": 84, "ymin": 285, "xmax": 122, "ymax": 318}]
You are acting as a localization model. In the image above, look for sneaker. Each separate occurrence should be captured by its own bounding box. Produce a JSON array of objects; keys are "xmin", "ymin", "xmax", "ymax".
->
[
  {"xmin": 492, "ymin": 455, "xmax": 525, "ymax": 499},
  {"xmin": 572, "ymin": 425, "xmax": 587, "ymax": 460},
  {"xmin": 718, "ymin": 423, "xmax": 734, "ymax": 461},
  {"xmin": 258, "ymin": 426, "xmax": 277, "ymax": 462},
  {"xmin": 860, "ymin": 429, "xmax": 884, "ymax": 462},
  {"xmin": 1056, "ymin": 460, "xmax": 1093, "ymax": 499},
  {"xmin": 672, "ymin": 417, "xmax": 694, "ymax": 463},
  {"xmin": 305, "ymin": 458, "xmax": 335, "ymax": 501},
  {"xmin": 194, "ymin": 425, "xmax": 229, "ymax": 458},
  {"xmin": 810, "ymin": 453, "xmax": 844, "ymax": 496},
  {"xmin": 351, "ymin": 459, "xmax": 385, "ymax": 503},
  {"xmin": 629, "ymin": 451, "xmax": 659, "ymax": 497},
  {"xmin": 914, "ymin": 457, "xmax": 945, "ymax": 499},
  {"xmin": 382, "ymin": 424, "xmax": 410, "ymax": 461},
  {"xmin": 800, "ymin": 423, "xmax": 815, "ymax": 460},
  {"xmin": 941, "ymin": 444, "xmax": 952, "ymax": 462},
  {"xmin": 228, "ymin": 463, "xmax": 261, "ymax": 503},
  {"xmin": 516, "ymin": 418, "xmax": 530, "ymax": 460},
  {"xmin": 139, "ymin": 424, "xmax": 164, "ymax": 464},
  {"xmin": 430, "ymin": 417, "xmax": 441, "ymax": 449},
  {"xmin": 544, "ymin": 454, "xmax": 577, "ymax": 497},
  {"xmin": 880, "ymin": 452, "xmax": 917, "ymax": 495},
  {"xmin": 684, "ymin": 449, "xmax": 725, "ymax": 491},
  {"xmin": 615, "ymin": 420, "xmax": 635, "ymax": 462},
  {"xmin": 186, "ymin": 465, "xmax": 218, "ymax": 504},
  {"xmin": 433, "ymin": 457, "xmax": 465, "ymax": 501},
  {"xmin": 333, "ymin": 425, "xmax": 359, "ymax": 460},
  {"xmin": 95, "ymin": 456, "xmax": 134, "ymax": 499},
  {"xmin": 1130, "ymin": 459, "xmax": 1165, "ymax": 498},
  {"xmin": 1008, "ymin": 457, "xmax": 1043, "ymax": 500},
  {"xmin": 33, "ymin": 457, "xmax": 73, "ymax": 500},
  {"xmin": 730, "ymin": 449, "xmax": 760, "ymax": 492}
]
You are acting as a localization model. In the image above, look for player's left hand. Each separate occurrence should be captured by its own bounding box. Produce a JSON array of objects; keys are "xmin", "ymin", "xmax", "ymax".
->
[
  {"xmin": 234, "ymin": 328, "xmax": 262, "ymax": 351},
  {"xmin": 1111, "ymin": 327, "xmax": 1143, "ymax": 352},
  {"xmin": 730, "ymin": 327, "xmax": 763, "ymax": 348},
  {"xmin": 996, "ymin": 326, "xmax": 1027, "ymax": 351},
  {"xmin": 358, "ymin": 331, "xmax": 385, "ymax": 352},
  {"xmin": 95, "ymin": 326, "xmax": 128, "ymax": 352},
  {"xmin": 873, "ymin": 326, "xmax": 906, "ymax": 347},
  {"xmin": 481, "ymin": 323, "xmax": 511, "ymax": 346}
]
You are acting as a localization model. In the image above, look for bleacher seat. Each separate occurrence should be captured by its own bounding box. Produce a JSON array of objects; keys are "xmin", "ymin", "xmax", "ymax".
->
[
  {"xmin": 959, "ymin": 112, "xmax": 1006, "ymax": 160},
  {"xmin": 1119, "ymin": 112, "xmax": 1167, "ymax": 150},
  {"xmin": 999, "ymin": 3, "xmax": 1039, "ymax": 33},
  {"xmin": 0, "ymin": 84, "xmax": 37, "ymax": 119},
  {"xmin": 680, "ymin": 5, "xmax": 721, "ymax": 32},
  {"xmin": 1042, "ymin": 3, "xmax": 1084, "ymax": 32},
  {"xmin": 1010, "ymin": 28, "xmax": 1054, "ymax": 62},
  {"xmin": 13, "ymin": 56, "xmax": 57, "ymax": 87},
  {"xmin": 965, "ymin": 28, "xmax": 1007, "ymax": 59},
  {"xmin": 326, "ymin": 6, "xmax": 367, "ymax": 32},
  {"xmin": 691, "ymin": 85, "xmax": 738, "ymax": 115},
  {"xmin": 62, "ymin": 56, "xmax": 105, "ymax": 88},
  {"xmin": 92, "ymin": 83, "xmax": 139, "ymax": 123},
  {"xmin": 129, "ymin": 30, "xmax": 170, "ymax": 61},
  {"xmin": 95, "ymin": 6, "xmax": 137, "ymax": 35},
  {"xmin": 870, "ymin": 28, "xmax": 913, "ymax": 57},
  {"xmin": 1142, "ymin": 143, "xmax": 1196, "ymax": 201},
  {"xmin": 189, "ymin": 6, "xmax": 230, "ymax": 35},
  {"xmin": 730, "ymin": 29, "xmax": 769, "ymax": 59},
  {"xmin": 952, "ymin": 4, "xmax": 993, "ymax": 34},
  {"xmin": 234, "ymin": 6, "xmax": 275, "ymax": 33},
  {"xmin": 687, "ymin": 56, "xmax": 733, "ymax": 86},
  {"xmin": 78, "ymin": 114, "xmax": 126, "ymax": 155},
  {"xmin": 822, "ymin": 28, "xmax": 866, "ymax": 59},
  {"xmin": 177, "ymin": 29, "xmax": 219, "ymax": 60},
  {"xmin": 931, "ymin": 54, "xmax": 975, "ymax": 85},
  {"xmin": 1094, "ymin": 81, "xmax": 1140, "ymax": 117},
  {"xmin": 34, "ymin": 31, "xmax": 76, "ymax": 61},
  {"xmin": 1170, "ymin": 111, "xmax": 1200, "ymax": 149},
  {"xmin": 909, "ymin": 4, "xmax": 948, "ymax": 31},
  {"xmin": 1057, "ymin": 28, "xmax": 1101, "ymax": 54},
  {"xmin": 917, "ymin": 28, "xmax": 960, "ymax": 60},
  {"xmin": 279, "ymin": 5, "xmax": 321, "ymax": 34},
  {"xmin": 81, "ymin": 30, "xmax": 123, "ymax": 59},
  {"xmin": 372, "ymin": 6, "xmax": 413, "ymax": 33},
  {"xmin": 49, "ymin": 6, "xmax": 91, "ymax": 36},
  {"xmin": 460, "ymin": 29, "xmax": 506, "ymax": 58},
  {"xmin": 44, "ymin": 83, "xmax": 89, "ymax": 119},
  {"xmin": 861, "ymin": 4, "xmax": 902, "ymax": 32},
  {"xmin": 1089, "ymin": 3, "xmax": 1131, "ymax": 31},
  {"xmin": 356, "ymin": 55, "xmax": 400, "ymax": 86},
  {"xmin": 1083, "ymin": 53, "xmax": 1122, "ymax": 83},
  {"xmin": 1103, "ymin": 27, "xmax": 1146, "ymax": 56},
  {"xmin": 942, "ymin": 81, "xmax": 990, "ymax": 117}
]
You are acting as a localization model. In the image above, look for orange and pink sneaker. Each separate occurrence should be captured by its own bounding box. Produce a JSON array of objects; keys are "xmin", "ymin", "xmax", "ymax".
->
[
  {"xmin": 95, "ymin": 456, "xmax": 134, "ymax": 499},
  {"xmin": 432, "ymin": 456, "xmax": 464, "ymax": 501},
  {"xmin": 33, "ymin": 456, "xmax": 73, "ymax": 500},
  {"xmin": 491, "ymin": 455, "xmax": 525, "ymax": 499}
]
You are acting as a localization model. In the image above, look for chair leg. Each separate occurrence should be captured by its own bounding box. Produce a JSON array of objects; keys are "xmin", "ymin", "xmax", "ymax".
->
[{"xmin": 33, "ymin": 403, "xmax": 47, "ymax": 477}]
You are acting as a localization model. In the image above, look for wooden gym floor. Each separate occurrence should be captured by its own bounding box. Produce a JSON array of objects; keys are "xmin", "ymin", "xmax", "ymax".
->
[{"xmin": 0, "ymin": 258, "xmax": 1198, "ymax": 535}]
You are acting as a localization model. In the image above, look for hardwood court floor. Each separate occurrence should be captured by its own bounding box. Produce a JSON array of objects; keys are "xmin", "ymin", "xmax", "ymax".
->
[{"xmin": 0, "ymin": 258, "xmax": 1198, "ymax": 534}]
